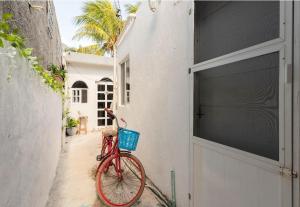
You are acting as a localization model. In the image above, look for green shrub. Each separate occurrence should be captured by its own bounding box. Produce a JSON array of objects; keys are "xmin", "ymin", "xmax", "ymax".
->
[
  {"xmin": 66, "ymin": 117, "xmax": 79, "ymax": 128},
  {"xmin": 0, "ymin": 13, "xmax": 64, "ymax": 95},
  {"xmin": 48, "ymin": 64, "xmax": 66, "ymax": 80}
]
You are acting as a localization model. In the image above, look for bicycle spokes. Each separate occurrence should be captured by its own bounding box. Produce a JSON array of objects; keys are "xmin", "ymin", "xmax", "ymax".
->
[{"xmin": 97, "ymin": 153, "xmax": 145, "ymax": 206}]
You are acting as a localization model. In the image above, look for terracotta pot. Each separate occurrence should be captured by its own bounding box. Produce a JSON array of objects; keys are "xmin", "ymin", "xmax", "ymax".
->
[{"xmin": 54, "ymin": 75, "xmax": 63, "ymax": 83}]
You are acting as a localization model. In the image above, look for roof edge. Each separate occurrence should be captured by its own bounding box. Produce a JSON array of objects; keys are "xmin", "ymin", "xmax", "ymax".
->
[
  {"xmin": 63, "ymin": 52, "xmax": 113, "ymax": 67},
  {"xmin": 116, "ymin": 14, "xmax": 136, "ymax": 47}
]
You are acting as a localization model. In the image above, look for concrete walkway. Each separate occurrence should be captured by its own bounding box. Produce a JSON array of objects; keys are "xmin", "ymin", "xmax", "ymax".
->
[{"xmin": 46, "ymin": 132, "xmax": 160, "ymax": 207}]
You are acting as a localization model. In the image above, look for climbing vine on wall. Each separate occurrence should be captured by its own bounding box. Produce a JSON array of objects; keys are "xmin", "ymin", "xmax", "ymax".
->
[{"xmin": 0, "ymin": 13, "xmax": 64, "ymax": 95}]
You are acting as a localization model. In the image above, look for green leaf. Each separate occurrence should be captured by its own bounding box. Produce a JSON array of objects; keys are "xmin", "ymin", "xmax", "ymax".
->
[
  {"xmin": 6, "ymin": 34, "xmax": 16, "ymax": 42},
  {"xmin": 0, "ymin": 11, "xmax": 65, "ymax": 96},
  {"xmin": 12, "ymin": 28, "xmax": 19, "ymax": 35},
  {"xmin": 11, "ymin": 42, "xmax": 17, "ymax": 47},
  {"xmin": 23, "ymin": 48, "xmax": 32, "ymax": 57},
  {"xmin": 125, "ymin": 2, "xmax": 141, "ymax": 14},
  {"xmin": 72, "ymin": 0, "xmax": 124, "ymax": 54},
  {"xmin": 2, "ymin": 13, "xmax": 13, "ymax": 21},
  {"xmin": 0, "ymin": 22, "xmax": 10, "ymax": 32}
]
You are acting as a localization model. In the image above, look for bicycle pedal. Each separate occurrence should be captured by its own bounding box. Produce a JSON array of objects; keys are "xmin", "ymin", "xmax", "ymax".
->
[{"xmin": 96, "ymin": 155, "xmax": 102, "ymax": 161}]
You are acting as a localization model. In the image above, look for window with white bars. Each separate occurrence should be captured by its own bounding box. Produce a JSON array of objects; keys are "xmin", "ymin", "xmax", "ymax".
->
[
  {"xmin": 72, "ymin": 89, "xmax": 87, "ymax": 103},
  {"xmin": 71, "ymin": 81, "xmax": 88, "ymax": 103},
  {"xmin": 72, "ymin": 89, "xmax": 80, "ymax": 103}
]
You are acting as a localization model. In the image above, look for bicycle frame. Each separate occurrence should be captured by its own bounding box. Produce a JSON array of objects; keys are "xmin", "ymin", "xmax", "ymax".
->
[
  {"xmin": 97, "ymin": 109, "xmax": 130, "ymax": 178},
  {"xmin": 96, "ymin": 108, "xmax": 145, "ymax": 207}
]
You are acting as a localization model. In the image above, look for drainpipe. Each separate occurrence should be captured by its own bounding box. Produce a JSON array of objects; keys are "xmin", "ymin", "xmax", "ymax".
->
[{"xmin": 171, "ymin": 170, "xmax": 176, "ymax": 207}]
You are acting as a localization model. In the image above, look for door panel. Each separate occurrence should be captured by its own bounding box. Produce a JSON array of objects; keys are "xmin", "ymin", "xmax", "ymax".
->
[
  {"xmin": 194, "ymin": 1, "xmax": 280, "ymax": 63},
  {"xmin": 194, "ymin": 52, "xmax": 280, "ymax": 160},
  {"xmin": 191, "ymin": 46, "xmax": 292, "ymax": 207},
  {"xmin": 191, "ymin": 1, "xmax": 293, "ymax": 207},
  {"xmin": 192, "ymin": 142, "xmax": 285, "ymax": 207},
  {"xmin": 97, "ymin": 81, "xmax": 113, "ymax": 127}
]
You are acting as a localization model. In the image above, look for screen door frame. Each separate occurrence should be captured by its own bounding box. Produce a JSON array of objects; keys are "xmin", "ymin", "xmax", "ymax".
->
[{"xmin": 189, "ymin": 1, "xmax": 293, "ymax": 206}]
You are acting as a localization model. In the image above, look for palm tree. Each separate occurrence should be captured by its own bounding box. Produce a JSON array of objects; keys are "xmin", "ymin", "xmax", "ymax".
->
[
  {"xmin": 76, "ymin": 44, "xmax": 105, "ymax": 56},
  {"xmin": 125, "ymin": 2, "xmax": 141, "ymax": 14},
  {"xmin": 73, "ymin": 0, "xmax": 124, "ymax": 56}
]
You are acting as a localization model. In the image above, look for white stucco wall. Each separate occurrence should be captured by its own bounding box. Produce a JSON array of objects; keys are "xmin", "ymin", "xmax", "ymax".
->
[
  {"xmin": 0, "ymin": 46, "xmax": 62, "ymax": 207},
  {"xmin": 115, "ymin": 1, "xmax": 194, "ymax": 206},
  {"xmin": 65, "ymin": 53, "xmax": 113, "ymax": 131}
]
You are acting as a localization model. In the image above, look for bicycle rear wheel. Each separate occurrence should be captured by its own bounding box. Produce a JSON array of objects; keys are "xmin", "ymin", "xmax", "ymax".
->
[{"xmin": 96, "ymin": 153, "xmax": 145, "ymax": 207}]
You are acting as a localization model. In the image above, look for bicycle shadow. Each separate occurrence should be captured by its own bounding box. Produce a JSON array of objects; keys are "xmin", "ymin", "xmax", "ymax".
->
[{"xmin": 90, "ymin": 163, "xmax": 170, "ymax": 207}]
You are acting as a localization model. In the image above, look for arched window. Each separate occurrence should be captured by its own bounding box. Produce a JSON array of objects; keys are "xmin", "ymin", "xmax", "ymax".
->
[
  {"xmin": 71, "ymin": 81, "xmax": 88, "ymax": 103},
  {"xmin": 100, "ymin": 77, "xmax": 113, "ymax": 82},
  {"xmin": 72, "ymin": 81, "xmax": 88, "ymax": 88}
]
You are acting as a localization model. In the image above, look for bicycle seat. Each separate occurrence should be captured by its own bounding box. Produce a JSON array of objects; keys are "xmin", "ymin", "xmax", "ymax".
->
[{"xmin": 102, "ymin": 129, "xmax": 117, "ymax": 137}]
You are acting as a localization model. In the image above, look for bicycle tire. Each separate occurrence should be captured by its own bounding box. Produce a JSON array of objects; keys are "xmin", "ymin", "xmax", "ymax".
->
[{"xmin": 96, "ymin": 152, "xmax": 145, "ymax": 207}]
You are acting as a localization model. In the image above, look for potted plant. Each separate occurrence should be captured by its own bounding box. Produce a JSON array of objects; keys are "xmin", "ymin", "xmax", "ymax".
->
[
  {"xmin": 48, "ymin": 64, "xmax": 66, "ymax": 82},
  {"xmin": 66, "ymin": 117, "xmax": 79, "ymax": 136}
]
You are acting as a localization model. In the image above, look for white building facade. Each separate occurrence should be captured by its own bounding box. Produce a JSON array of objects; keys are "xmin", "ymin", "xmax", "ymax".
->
[
  {"xmin": 115, "ymin": 2, "xmax": 193, "ymax": 206},
  {"xmin": 115, "ymin": 1, "xmax": 300, "ymax": 207},
  {"xmin": 65, "ymin": 52, "xmax": 114, "ymax": 131}
]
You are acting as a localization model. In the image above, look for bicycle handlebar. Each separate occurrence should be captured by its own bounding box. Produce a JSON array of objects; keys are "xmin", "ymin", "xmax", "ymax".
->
[
  {"xmin": 104, "ymin": 108, "xmax": 127, "ymax": 128},
  {"xmin": 104, "ymin": 108, "xmax": 115, "ymax": 119}
]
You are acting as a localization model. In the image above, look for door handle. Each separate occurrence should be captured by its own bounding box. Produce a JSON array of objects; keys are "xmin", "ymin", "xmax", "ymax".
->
[
  {"xmin": 285, "ymin": 63, "xmax": 292, "ymax": 84},
  {"xmin": 196, "ymin": 113, "xmax": 205, "ymax": 118},
  {"xmin": 196, "ymin": 105, "xmax": 205, "ymax": 118}
]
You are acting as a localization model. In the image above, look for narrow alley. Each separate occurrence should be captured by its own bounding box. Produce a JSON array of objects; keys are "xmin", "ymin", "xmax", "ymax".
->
[
  {"xmin": 46, "ymin": 132, "xmax": 160, "ymax": 207},
  {"xmin": 2, "ymin": 1, "xmax": 300, "ymax": 207}
]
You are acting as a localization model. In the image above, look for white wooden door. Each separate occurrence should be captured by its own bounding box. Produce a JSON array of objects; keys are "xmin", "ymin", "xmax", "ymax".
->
[
  {"xmin": 190, "ymin": 2, "xmax": 293, "ymax": 207},
  {"xmin": 97, "ymin": 78, "xmax": 113, "ymax": 127}
]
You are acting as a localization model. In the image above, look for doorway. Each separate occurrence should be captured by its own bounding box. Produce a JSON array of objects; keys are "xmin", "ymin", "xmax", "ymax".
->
[
  {"xmin": 191, "ymin": 1, "xmax": 293, "ymax": 207},
  {"xmin": 97, "ymin": 78, "xmax": 113, "ymax": 127}
]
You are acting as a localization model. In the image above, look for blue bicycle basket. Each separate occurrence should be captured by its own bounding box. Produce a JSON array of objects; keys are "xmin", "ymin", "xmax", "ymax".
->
[{"xmin": 118, "ymin": 128, "xmax": 140, "ymax": 151}]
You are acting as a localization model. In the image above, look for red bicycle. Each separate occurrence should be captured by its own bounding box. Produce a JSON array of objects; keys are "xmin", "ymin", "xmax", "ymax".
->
[{"xmin": 96, "ymin": 108, "xmax": 145, "ymax": 207}]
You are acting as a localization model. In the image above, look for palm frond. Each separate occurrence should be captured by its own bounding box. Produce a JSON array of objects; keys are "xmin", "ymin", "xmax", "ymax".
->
[
  {"xmin": 73, "ymin": 0, "xmax": 124, "ymax": 54},
  {"xmin": 125, "ymin": 2, "xmax": 141, "ymax": 14},
  {"xmin": 73, "ymin": 24, "xmax": 109, "ymax": 42},
  {"xmin": 76, "ymin": 44, "xmax": 105, "ymax": 56}
]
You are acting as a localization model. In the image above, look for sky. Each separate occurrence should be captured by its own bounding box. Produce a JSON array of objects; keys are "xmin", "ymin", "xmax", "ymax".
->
[{"xmin": 53, "ymin": 0, "xmax": 137, "ymax": 48}]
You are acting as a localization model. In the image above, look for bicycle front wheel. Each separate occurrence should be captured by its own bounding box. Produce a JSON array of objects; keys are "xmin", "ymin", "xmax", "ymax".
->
[{"xmin": 96, "ymin": 152, "xmax": 145, "ymax": 207}]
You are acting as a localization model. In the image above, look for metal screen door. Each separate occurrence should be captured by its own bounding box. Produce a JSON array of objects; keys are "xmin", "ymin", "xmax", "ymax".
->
[
  {"xmin": 97, "ymin": 78, "xmax": 113, "ymax": 127},
  {"xmin": 190, "ymin": 2, "xmax": 293, "ymax": 207}
]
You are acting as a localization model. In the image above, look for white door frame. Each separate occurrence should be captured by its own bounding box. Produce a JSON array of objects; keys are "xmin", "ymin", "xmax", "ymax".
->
[
  {"xmin": 293, "ymin": 2, "xmax": 300, "ymax": 207},
  {"xmin": 97, "ymin": 79, "xmax": 114, "ymax": 127},
  {"xmin": 189, "ymin": 2, "xmax": 294, "ymax": 206}
]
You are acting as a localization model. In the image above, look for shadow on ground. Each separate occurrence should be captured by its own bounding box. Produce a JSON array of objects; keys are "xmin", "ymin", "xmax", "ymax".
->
[{"xmin": 46, "ymin": 132, "xmax": 167, "ymax": 207}]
